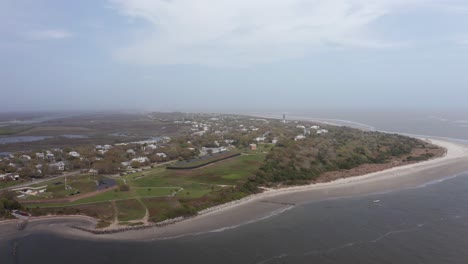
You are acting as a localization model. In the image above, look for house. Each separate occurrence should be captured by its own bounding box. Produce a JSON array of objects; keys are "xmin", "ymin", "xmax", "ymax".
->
[
  {"xmin": 272, "ymin": 139, "xmax": 278, "ymax": 144},
  {"xmin": 131, "ymin": 157, "xmax": 150, "ymax": 163},
  {"xmin": 95, "ymin": 145, "xmax": 103, "ymax": 149},
  {"xmin": 156, "ymin": 153, "xmax": 168, "ymax": 158},
  {"xmin": 146, "ymin": 144, "xmax": 158, "ymax": 150},
  {"xmin": 192, "ymin": 131, "xmax": 206, "ymax": 136},
  {"xmin": 98, "ymin": 149, "xmax": 107, "ymax": 155},
  {"xmin": 249, "ymin": 144, "xmax": 257, "ymax": 150},
  {"xmin": 126, "ymin": 149, "xmax": 136, "ymax": 155},
  {"xmin": 69, "ymin": 151, "xmax": 80, "ymax": 158},
  {"xmin": 50, "ymin": 161, "xmax": 65, "ymax": 171},
  {"xmin": 255, "ymin": 137, "xmax": 266, "ymax": 142},
  {"xmin": 202, "ymin": 147, "xmax": 227, "ymax": 155},
  {"xmin": 36, "ymin": 153, "xmax": 45, "ymax": 159},
  {"xmin": 103, "ymin": 145, "xmax": 113, "ymax": 150},
  {"xmin": 311, "ymin": 125, "xmax": 320, "ymax": 130},
  {"xmin": 296, "ymin": 125, "xmax": 306, "ymax": 129},
  {"xmin": 19, "ymin": 155, "xmax": 31, "ymax": 161},
  {"xmin": 46, "ymin": 153, "xmax": 55, "ymax": 161},
  {"xmin": 317, "ymin": 129, "xmax": 329, "ymax": 135},
  {"xmin": 1, "ymin": 173, "xmax": 20, "ymax": 181},
  {"xmin": 294, "ymin": 134, "xmax": 306, "ymax": 141}
]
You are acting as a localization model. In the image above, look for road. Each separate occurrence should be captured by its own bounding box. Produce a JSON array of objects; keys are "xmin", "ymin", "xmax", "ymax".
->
[{"xmin": 0, "ymin": 160, "xmax": 177, "ymax": 191}]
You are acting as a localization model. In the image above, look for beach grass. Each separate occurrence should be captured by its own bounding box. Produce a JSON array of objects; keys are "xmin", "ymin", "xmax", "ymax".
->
[{"xmin": 116, "ymin": 199, "xmax": 146, "ymax": 221}]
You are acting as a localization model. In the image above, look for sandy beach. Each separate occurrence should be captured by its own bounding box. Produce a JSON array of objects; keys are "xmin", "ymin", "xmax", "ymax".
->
[{"xmin": 2, "ymin": 138, "xmax": 468, "ymax": 242}]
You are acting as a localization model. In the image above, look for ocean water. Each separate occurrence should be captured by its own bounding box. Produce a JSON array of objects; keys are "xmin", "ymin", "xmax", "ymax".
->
[
  {"xmin": 2, "ymin": 110, "xmax": 468, "ymax": 264},
  {"xmin": 3, "ymin": 173, "xmax": 468, "ymax": 264}
]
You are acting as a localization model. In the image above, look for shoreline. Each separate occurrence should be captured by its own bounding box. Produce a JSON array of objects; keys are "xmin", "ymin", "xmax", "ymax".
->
[{"xmin": 1, "ymin": 137, "xmax": 468, "ymax": 241}]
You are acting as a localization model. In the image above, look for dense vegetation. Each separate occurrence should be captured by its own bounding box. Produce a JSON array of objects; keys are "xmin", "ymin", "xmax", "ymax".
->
[
  {"xmin": 252, "ymin": 127, "xmax": 434, "ymax": 186},
  {"xmin": 0, "ymin": 191, "xmax": 22, "ymax": 218}
]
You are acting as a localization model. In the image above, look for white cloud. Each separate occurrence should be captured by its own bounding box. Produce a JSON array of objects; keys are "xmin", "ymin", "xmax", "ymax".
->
[
  {"xmin": 107, "ymin": 0, "xmax": 433, "ymax": 66},
  {"xmin": 25, "ymin": 29, "xmax": 72, "ymax": 40}
]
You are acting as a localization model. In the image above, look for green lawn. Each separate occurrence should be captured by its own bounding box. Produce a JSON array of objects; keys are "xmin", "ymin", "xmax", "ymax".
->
[{"xmin": 24, "ymin": 152, "xmax": 267, "ymax": 224}]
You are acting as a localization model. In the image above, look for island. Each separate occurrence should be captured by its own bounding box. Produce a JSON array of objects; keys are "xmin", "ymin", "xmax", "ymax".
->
[{"xmin": 0, "ymin": 113, "xmax": 449, "ymax": 235}]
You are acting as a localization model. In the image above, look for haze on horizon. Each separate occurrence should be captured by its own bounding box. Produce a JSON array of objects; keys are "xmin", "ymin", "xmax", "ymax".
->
[{"xmin": 1, "ymin": 0, "xmax": 468, "ymax": 112}]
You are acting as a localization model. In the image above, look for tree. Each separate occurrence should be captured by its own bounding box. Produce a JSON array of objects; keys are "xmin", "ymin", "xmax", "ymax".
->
[{"xmin": 130, "ymin": 161, "xmax": 141, "ymax": 168}]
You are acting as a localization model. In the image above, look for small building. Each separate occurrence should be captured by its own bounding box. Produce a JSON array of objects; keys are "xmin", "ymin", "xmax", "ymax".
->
[
  {"xmin": 19, "ymin": 155, "xmax": 31, "ymax": 161},
  {"xmin": 249, "ymin": 144, "xmax": 257, "ymax": 150},
  {"xmin": 295, "ymin": 135, "xmax": 306, "ymax": 141},
  {"xmin": 0, "ymin": 174, "xmax": 17, "ymax": 181},
  {"xmin": 50, "ymin": 161, "xmax": 65, "ymax": 171},
  {"xmin": 69, "ymin": 151, "xmax": 80, "ymax": 158},
  {"xmin": 317, "ymin": 129, "xmax": 329, "ymax": 135},
  {"xmin": 156, "ymin": 153, "xmax": 168, "ymax": 158},
  {"xmin": 46, "ymin": 153, "xmax": 55, "ymax": 161},
  {"xmin": 126, "ymin": 149, "xmax": 136, "ymax": 155},
  {"xmin": 255, "ymin": 137, "xmax": 266, "ymax": 142},
  {"xmin": 131, "ymin": 157, "xmax": 150, "ymax": 163},
  {"xmin": 36, "ymin": 153, "xmax": 45, "ymax": 159},
  {"xmin": 103, "ymin": 145, "xmax": 113, "ymax": 150},
  {"xmin": 311, "ymin": 125, "xmax": 320, "ymax": 130},
  {"xmin": 146, "ymin": 144, "xmax": 158, "ymax": 150}
]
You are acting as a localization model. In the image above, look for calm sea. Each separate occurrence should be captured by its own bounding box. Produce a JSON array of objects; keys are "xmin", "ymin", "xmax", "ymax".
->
[{"xmin": 2, "ymin": 110, "xmax": 468, "ymax": 264}]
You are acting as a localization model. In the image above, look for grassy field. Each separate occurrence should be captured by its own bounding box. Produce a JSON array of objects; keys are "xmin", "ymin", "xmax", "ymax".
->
[
  {"xmin": 116, "ymin": 199, "xmax": 146, "ymax": 222},
  {"xmin": 27, "ymin": 152, "xmax": 266, "ymax": 225}
]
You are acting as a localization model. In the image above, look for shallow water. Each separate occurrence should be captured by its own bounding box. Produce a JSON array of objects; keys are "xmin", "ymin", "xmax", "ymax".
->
[
  {"xmin": 0, "ymin": 136, "xmax": 52, "ymax": 145},
  {"xmin": 2, "ymin": 172, "xmax": 468, "ymax": 264}
]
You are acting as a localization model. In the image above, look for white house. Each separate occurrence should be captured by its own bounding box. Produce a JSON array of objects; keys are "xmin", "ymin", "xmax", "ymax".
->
[
  {"xmin": 296, "ymin": 125, "xmax": 306, "ymax": 129},
  {"xmin": 156, "ymin": 153, "xmax": 168, "ymax": 158},
  {"xmin": 1, "ymin": 173, "xmax": 19, "ymax": 181},
  {"xmin": 317, "ymin": 129, "xmax": 329, "ymax": 134},
  {"xmin": 294, "ymin": 134, "xmax": 306, "ymax": 141},
  {"xmin": 19, "ymin": 155, "xmax": 31, "ymax": 161},
  {"xmin": 201, "ymin": 147, "xmax": 227, "ymax": 155},
  {"xmin": 192, "ymin": 131, "xmax": 206, "ymax": 136},
  {"xmin": 311, "ymin": 125, "xmax": 320, "ymax": 130},
  {"xmin": 126, "ymin": 149, "xmax": 136, "ymax": 155},
  {"xmin": 46, "ymin": 153, "xmax": 55, "ymax": 161},
  {"xmin": 103, "ymin": 145, "xmax": 113, "ymax": 150},
  {"xmin": 69, "ymin": 151, "xmax": 80, "ymax": 158},
  {"xmin": 255, "ymin": 137, "xmax": 266, "ymax": 142},
  {"xmin": 131, "ymin": 157, "xmax": 150, "ymax": 163},
  {"xmin": 50, "ymin": 161, "xmax": 65, "ymax": 171},
  {"xmin": 36, "ymin": 153, "xmax": 45, "ymax": 159},
  {"xmin": 146, "ymin": 144, "xmax": 158, "ymax": 150}
]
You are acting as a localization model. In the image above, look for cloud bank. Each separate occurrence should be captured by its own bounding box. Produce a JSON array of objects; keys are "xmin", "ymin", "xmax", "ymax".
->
[{"xmin": 108, "ymin": 0, "xmax": 423, "ymax": 66}]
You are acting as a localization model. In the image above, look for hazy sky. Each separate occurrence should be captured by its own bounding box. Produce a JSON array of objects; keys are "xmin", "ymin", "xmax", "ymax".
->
[{"xmin": 1, "ymin": 0, "xmax": 468, "ymax": 112}]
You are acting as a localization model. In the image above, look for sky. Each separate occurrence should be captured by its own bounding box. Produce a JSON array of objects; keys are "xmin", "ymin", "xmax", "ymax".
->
[{"xmin": 1, "ymin": 0, "xmax": 468, "ymax": 112}]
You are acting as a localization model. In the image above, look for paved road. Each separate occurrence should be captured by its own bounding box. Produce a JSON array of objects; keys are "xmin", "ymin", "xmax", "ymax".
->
[
  {"xmin": 0, "ymin": 171, "xmax": 81, "ymax": 191},
  {"xmin": 1, "ymin": 160, "xmax": 177, "ymax": 191}
]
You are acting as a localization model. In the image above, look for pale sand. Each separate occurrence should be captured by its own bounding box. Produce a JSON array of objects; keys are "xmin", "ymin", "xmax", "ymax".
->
[{"xmin": 2, "ymin": 138, "xmax": 468, "ymax": 242}]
